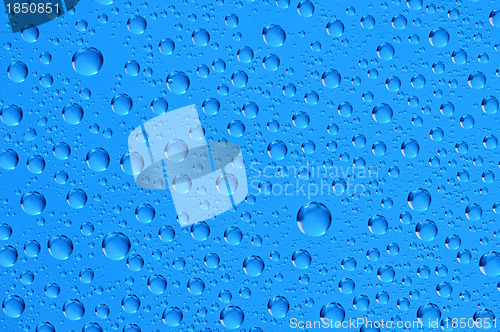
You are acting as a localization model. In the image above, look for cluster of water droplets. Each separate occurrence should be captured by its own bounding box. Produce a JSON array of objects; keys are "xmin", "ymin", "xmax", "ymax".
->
[{"xmin": 0, "ymin": 0, "xmax": 499, "ymax": 330}]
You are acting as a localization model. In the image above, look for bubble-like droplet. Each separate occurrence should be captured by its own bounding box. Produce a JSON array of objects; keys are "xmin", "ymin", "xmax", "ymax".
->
[
  {"xmin": 164, "ymin": 139, "xmax": 189, "ymax": 162},
  {"xmin": 220, "ymin": 306, "xmax": 244, "ymax": 329},
  {"xmin": 7, "ymin": 61, "xmax": 28, "ymax": 83},
  {"xmin": 21, "ymin": 191, "xmax": 46, "ymax": 215},
  {"xmin": 172, "ymin": 174, "xmax": 192, "ymax": 194},
  {"xmin": 127, "ymin": 16, "xmax": 147, "ymax": 34},
  {"xmin": 53, "ymin": 142, "xmax": 71, "ymax": 160},
  {"xmin": 320, "ymin": 303, "xmax": 345, "ymax": 324},
  {"xmin": 0, "ymin": 149, "xmax": 19, "ymax": 170},
  {"xmin": 467, "ymin": 71, "xmax": 486, "ymax": 89},
  {"xmin": 2, "ymin": 295, "xmax": 25, "ymax": 318},
  {"xmin": 368, "ymin": 215, "xmax": 388, "ymax": 235},
  {"xmin": 0, "ymin": 246, "xmax": 18, "ymax": 267},
  {"xmin": 159, "ymin": 38, "xmax": 175, "ymax": 55},
  {"xmin": 417, "ymin": 303, "xmax": 441, "ymax": 326},
  {"xmin": 372, "ymin": 103, "xmax": 393, "ymax": 123},
  {"xmin": 72, "ymin": 47, "xmax": 104, "ymax": 76},
  {"xmin": 21, "ymin": 26, "xmax": 39, "ymax": 42},
  {"xmin": 465, "ymin": 203, "xmax": 482, "ymax": 221},
  {"xmin": 481, "ymin": 96, "xmax": 499, "ymax": 114},
  {"xmin": 0, "ymin": 105, "xmax": 23, "ymax": 126},
  {"xmin": 134, "ymin": 203, "xmax": 155, "ymax": 224},
  {"xmin": 297, "ymin": 0, "xmax": 314, "ymax": 17},
  {"xmin": 262, "ymin": 25, "xmax": 286, "ymax": 47},
  {"xmin": 216, "ymin": 173, "xmax": 238, "ymax": 195},
  {"xmin": 376, "ymin": 43, "xmax": 395, "ymax": 60},
  {"xmin": 228, "ymin": 120, "xmax": 246, "ymax": 137},
  {"xmin": 339, "ymin": 278, "xmax": 355, "ymax": 294},
  {"xmin": 262, "ymin": 54, "xmax": 280, "ymax": 71},
  {"xmin": 243, "ymin": 255, "xmax": 265, "ymax": 276},
  {"xmin": 167, "ymin": 71, "xmax": 190, "ymax": 94},
  {"xmin": 120, "ymin": 153, "xmax": 144, "ymax": 175},
  {"xmin": 67, "ymin": 189, "xmax": 88, "ymax": 209},
  {"xmin": 297, "ymin": 202, "xmax": 332, "ymax": 237},
  {"xmin": 192, "ymin": 28, "xmax": 210, "ymax": 46},
  {"xmin": 489, "ymin": 9, "xmax": 499, "ymax": 27},
  {"xmin": 407, "ymin": 188, "xmax": 431, "ymax": 211},
  {"xmin": 63, "ymin": 299, "xmax": 85, "ymax": 320},
  {"xmin": 322, "ymin": 69, "xmax": 341, "ymax": 88},
  {"xmin": 86, "ymin": 148, "xmax": 110, "ymax": 172},
  {"xmin": 102, "ymin": 232, "xmax": 131, "ymax": 260},
  {"xmin": 429, "ymin": 28, "xmax": 450, "ymax": 47},
  {"xmin": 479, "ymin": 251, "xmax": 500, "ymax": 277},
  {"xmin": 36, "ymin": 322, "xmax": 55, "ymax": 332},
  {"xmin": 415, "ymin": 220, "xmax": 438, "ymax": 241},
  {"xmin": 62, "ymin": 103, "xmax": 84, "ymax": 125},
  {"xmin": 377, "ymin": 265, "xmax": 395, "ymax": 282},
  {"xmin": 292, "ymin": 249, "xmax": 311, "ymax": 269},
  {"xmin": 267, "ymin": 140, "xmax": 287, "ymax": 160},
  {"xmin": 267, "ymin": 296, "xmax": 289, "ymax": 318},
  {"xmin": 111, "ymin": 94, "xmax": 133, "ymax": 115},
  {"xmin": 401, "ymin": 139, "xmax": 420, "ymax": 158},
  {"xmin": 124, "ymin": 60, "xmax": 140, "ymax": 76},
  {"xmin": 202, "ymin": 98, "xmax": 221, "ymax": 115},
  {"xmin": 147, "ymin": 274, "xmax": 167, "ymax": 294},
  {"xmin": 326, "ymin": 20, "xmax": 344, "ymax": 37},
  {"xmin": 48, "ymin": 235, "xmax": 73, "ymax": 260},
  {"xmin": 122, "ymin": 294, "xmax": 140, "ymax": 313},
  {"xmin": 162, "ymin": 307, "xmax": 183, "ymax": 327}
]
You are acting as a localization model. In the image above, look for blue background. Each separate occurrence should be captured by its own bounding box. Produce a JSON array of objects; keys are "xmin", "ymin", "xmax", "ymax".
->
[{"xmin": 0, "ymin": 0, "xmax": 499, "ymax": 330}]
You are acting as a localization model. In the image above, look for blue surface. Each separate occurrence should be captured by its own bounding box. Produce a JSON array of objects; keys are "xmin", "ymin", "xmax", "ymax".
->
[{"xmin": 0, "ymin": 0, "xmax": 500, "ymax": 331}]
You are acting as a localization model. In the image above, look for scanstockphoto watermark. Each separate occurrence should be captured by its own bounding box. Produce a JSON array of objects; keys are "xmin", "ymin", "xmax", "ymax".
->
[
  {"xmin": 248, "ymin": 161, "xmax": 379, "ymax": 199},
  {"xmin": 289, "ymin": 317, "xmax": 498, "ymax": 330}
]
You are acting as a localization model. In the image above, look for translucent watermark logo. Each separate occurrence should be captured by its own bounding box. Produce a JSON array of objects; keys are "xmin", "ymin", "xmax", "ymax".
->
[
  {"xmin": 248, "ymin": 161, "xmax": 379, "ymax": 200},
  {"xmin": 4, "ymin": 0, "xmax": 79, "ymax": 33},
  {"xmin": 128, "ymin": 104, "xmax": 248, "ymax": 227}
]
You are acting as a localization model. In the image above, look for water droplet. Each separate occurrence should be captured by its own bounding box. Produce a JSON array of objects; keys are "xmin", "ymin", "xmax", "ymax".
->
[
  {"xmin": 368, "ymin": 215, "xmax": 388, "ymax": 235},
  {"xmin": 376, "ymin": 42, "xmax": 395, "ymax": 60},
  {"xmin": 102, "ymin": 232, "xmax": 131, "ymax": 260},
  {"xmin": 326, "ymin": 20, "xmax": 344, "ymax": 37},
  {"xmin": 21, "ymin": 191, "xmax": 46, "ymax": 215},
  {"xmin": 243, "ymin": 255, "xmax": 265, "ymax": 276},
  {"xmin": 415, "ymin": 220, "xmax": 438, "ymax": 241},
  {"xmin": 72, "ymin": 47, "xmax": 104, "ymax": 76},
  {"xmin": 0, "ymin": 149, "xmax": 19, "ymax": 170},
  {"xmin": 66, "ymin": 189, "xmax": 88, "ymax": 209},
  {"xmin": 0, "ymin": 246, "xmax": 18, "ymax": 267},
  {"xmin": 162, "ymin": 307, "xmax": 183, "ymax": 327},
  {"xmin": 0, "ymin": 105, "xmax": 23, "ymax": 126},
  {"xmin": 479, "ymin": 251, "xmax": 500, "ymax": 277},
  {"xmin": 2, "ymin": 295, "xmax": 25, "ymax": 318},
  {"xmin": 7, "ymin": 61, "xmax": 28, "ymax": 83},
  {"xmin": 267, "ymin": 296, "xmax": 289, "ymax": 318},
  {"xmin": 267, "ymin": 140, "xmax": 287, "ymax": 160},
  {"xmin": 86, "ymin": 148, "xmax": 110, "ymax": 172},
  {"xmin": 127, "ymin": 16, "xmax": 147, "ymax": 34},
  {"xmin": 48, "ymin": 235, "xmax": 73, "ymax": 260},
  {"xmin": 167, "ymin": 71, "xmax": 190, "ymax": 94},
  {"xmin": 192, "ymin": 28, "xmax": 210, "ymax": 46},
  {"xmin": 297, "ymin": 202, "xmax": 332, "ymax": 237},
  {"xmin": 63, "ymin": 299, "xmax": 85, "ymax": 320},
  {"xmin": 407, "ymin": 188, "xmax": 431, "ymax": 211},
  {"xmin": 164, "ymin": 139, "xmax": 189, "ymax": 162},
  {"xmin": 429, "ymin": 28, "xmax": 450, "ymax": 47},
  {"xmin": 111, "ymin": 94, "xmax": 133, "ymax": 115},
  {"xmin": 262, "ymin": 25, "xmax": 286, "ymax": 47}
]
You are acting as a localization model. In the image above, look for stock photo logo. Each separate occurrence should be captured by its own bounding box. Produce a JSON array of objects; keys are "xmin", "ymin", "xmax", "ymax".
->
[
  {"xmin": 4, "ymin": 0, "xmax": 80, "ymax": 32},
  {"xmin": 128, "ymin": 105, "xmax": 248, "ymax": 226}
]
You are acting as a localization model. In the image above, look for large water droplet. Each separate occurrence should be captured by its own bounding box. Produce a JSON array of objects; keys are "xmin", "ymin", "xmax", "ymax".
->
[
  {"xmin": 72, "ymin": 47, "xmax": 104, "ymax": 76},
  {"xmin": 297, "ymin": 202, "xmax": 332, "ymax": 237}
]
